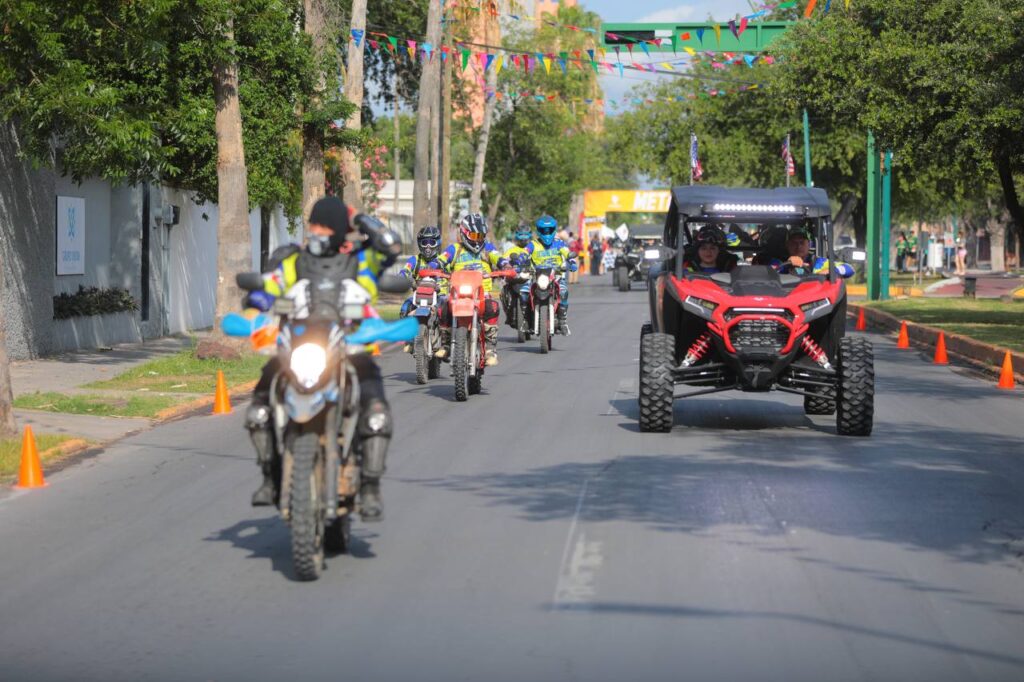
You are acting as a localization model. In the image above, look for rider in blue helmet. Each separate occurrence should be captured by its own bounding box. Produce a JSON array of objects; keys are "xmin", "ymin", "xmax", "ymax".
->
[
  {"xmin": 526, "ymin": 214, "xmax": 577, "ymax": 334},
  {"xmin": 501, "ymin": 225, "xmax": 535, "ymax": 326}
]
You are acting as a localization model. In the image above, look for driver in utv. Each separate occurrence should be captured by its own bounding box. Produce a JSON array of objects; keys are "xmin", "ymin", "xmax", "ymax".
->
[
  {"xmin": 770, "ymin": 225, "xmax": 855, "ymax": 278},
  {"xmin": 245, "ymin": 196, "xmax": 401, "ymax": 521}
]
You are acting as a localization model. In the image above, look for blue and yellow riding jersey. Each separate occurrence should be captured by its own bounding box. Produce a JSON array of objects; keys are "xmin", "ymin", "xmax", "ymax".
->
[
  {"xmin": 261, "ymin": 245, "xmax": 388, "ymax": 303},
  {"xmin": 438, "ymin": 242, "xmax": 506, "ymax": 293},
  {"xmin": 527, "ymin": 239, "xmax": 574, "ymax": 269},
  {"xmin": 400, "ymin": 254, "xmax": 448, "ymax": 294},
  {"xmin": 770, "ymin": 256, "xmax": 854, "ymax": 279}
]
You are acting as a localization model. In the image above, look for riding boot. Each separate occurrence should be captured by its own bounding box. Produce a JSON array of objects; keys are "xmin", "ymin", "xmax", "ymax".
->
[
  {"xmin": 247, "ymin": 403, "xmax": 278, "ymax": 506},
  {"xmin": 435, "ymin": 327, "xmax": 451, "ymax": 358},
  {"xmin": 358, "ymin": 402, "xmax": 392, "ymax": 522},
  {"xmin": 556, "ymin": 308, "xmax": 571, "ymax": 336},
  {"xmin": 484, "ymin": 323, "xmax": 499, "ymax": 366}
]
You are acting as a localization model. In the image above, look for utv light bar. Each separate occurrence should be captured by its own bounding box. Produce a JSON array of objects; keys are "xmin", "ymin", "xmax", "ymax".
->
[{"xmin": 711, "ymin": 203, "xmax": 800, "ymax": 214}]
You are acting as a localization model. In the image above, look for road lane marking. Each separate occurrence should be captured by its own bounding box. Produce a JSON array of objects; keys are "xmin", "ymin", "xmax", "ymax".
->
[{"xmin": 553, "ymin": 479, "xmax": 605, "ymax": 608}]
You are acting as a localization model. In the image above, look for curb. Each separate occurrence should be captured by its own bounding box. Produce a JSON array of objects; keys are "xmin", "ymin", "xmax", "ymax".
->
[
  {"xmin": 849, "ymin": 304, "xmax": 1024, "ymax": 384},
  {"xmin": 152, "ymin": 380, "xmax": 258, "ymax": 422},
  {"xmin": 846, "ymin": 284, "xmax": 924, "ymax": 297}
]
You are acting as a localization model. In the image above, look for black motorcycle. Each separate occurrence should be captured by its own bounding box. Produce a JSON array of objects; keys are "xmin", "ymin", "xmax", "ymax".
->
[{"xmin": 233, "ymin": 270, "xmax": 414, "ymax": 581}]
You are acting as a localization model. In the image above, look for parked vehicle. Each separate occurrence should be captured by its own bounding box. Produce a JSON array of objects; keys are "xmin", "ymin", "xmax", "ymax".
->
[{"xmin": 614, "ymin": 224, "xmax": 670, "ymax": 291}]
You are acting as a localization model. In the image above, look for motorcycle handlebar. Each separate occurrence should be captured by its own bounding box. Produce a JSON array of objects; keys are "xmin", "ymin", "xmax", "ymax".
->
[
  {"xmin": 417, "ymin": 269, "xmax": 449, "ymax": 279},
  {"xmin": 488, "ymin": 269, "xmax": 518, "ymax": 279}
]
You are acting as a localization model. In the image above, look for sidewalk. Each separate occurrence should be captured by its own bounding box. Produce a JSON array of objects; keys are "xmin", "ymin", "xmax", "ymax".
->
[
  {"xmin": 921, "ymin": 271, "xmax": 1023, "ymax": 299},
  {"xmin": 10, "ymin": 336, "xmax": 194, "ymax": 443}
]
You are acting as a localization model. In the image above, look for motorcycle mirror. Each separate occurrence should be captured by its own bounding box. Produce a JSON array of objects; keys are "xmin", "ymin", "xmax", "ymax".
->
[
  {"xmin": 378, "ymin": 274, "xmax": 412, "ymax": 294},
  {"xmin": 236, "ymin": 272, "xmax": 264, "ymax": 291}
]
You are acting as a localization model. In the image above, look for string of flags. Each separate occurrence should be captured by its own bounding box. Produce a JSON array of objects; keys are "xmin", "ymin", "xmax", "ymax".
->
[{"xmin": 352, "ymin": 29, "xmax": 776, "ymax": 80}]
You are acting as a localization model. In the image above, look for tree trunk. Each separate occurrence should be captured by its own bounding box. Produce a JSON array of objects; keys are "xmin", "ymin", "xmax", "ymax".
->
[
  {"xmin": 986, "ymin": 201, "xmax": 1008, "ymax": 273},
  {"xmin": 470, "ymin": 65, "xmax": 498, "ymax": 214},
  {"xmin": 392, "ymin": 69, "xmax": 401, "ymax": 218},
  {"xmin": 0, "ymin": 244, "xmax": 16, "ymax": 437},
  {"xmin": 995, "ymin": 152, "xmax": 1024, "ymax": 246},
  {"xmin": 341, "ymin": 0, "xmax": 367, "ymax": 210},
  {"xmin": 302, "ymin": 0, "xmax": 332, "ymax": 225},
  {"xmin": 487, "ymin": 189, "xmax": 503, "ymax": 228},
  {"xmin": 413, "ymin": 0, "xmax": 443, "ymax": 229},
  {"xmin": 212, "ymin": 18, "xmax": 253, "ymax": 337},
  {"xmin": 832, "ymin": 192, "xmax": 858, "ymax": 239},
  {"xmin": 439, "ymin": 48, "xmax": 452, "ymax": 241},
  {"xmin": 429, "ymin": 75, "xmax": 440, "ymax": 224}
]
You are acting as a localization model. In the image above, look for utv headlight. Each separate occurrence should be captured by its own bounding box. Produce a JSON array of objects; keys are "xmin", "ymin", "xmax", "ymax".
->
[
  {"xmin": 800, "ymin": 298, "xmax": 832, "ymax": 321},
  {"xmin": 290, "ymin": 343, "xmax": 327, "ymax": 388},
  {"xmin": 684, "ymin": 295, "xmax": 719, "ymax": 320}
]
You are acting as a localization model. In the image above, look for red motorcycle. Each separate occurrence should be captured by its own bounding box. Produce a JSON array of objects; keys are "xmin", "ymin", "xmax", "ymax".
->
[{"xmin": 446, "ymin": 268, "xmax": 516, "ymax": 401}]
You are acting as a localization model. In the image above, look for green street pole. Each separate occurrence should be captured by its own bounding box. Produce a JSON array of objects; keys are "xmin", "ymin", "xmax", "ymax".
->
[
  {"xmin": 866, "ymin": 130, "xmax": 880, "ymax": 300},
  {"xmin": 802, "ymin": 108, "xmax": 813, "ymax": 187},
  {"xmin": 880, "ymin": 150, "xmax": 893, "ymax": 300}
]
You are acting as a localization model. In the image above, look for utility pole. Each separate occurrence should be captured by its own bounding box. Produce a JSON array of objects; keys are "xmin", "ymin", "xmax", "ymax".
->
[
  {"xmin": 880, "ymin": 150, "xmax": 893, "ymax": 300},
  {"xmin": 342, "ymin": 0, "xmax": 367, "ymax": 210},
  {"xmin": 802, "ymin": 109, "xmax": 813, "ymax": 187},
  {"xmin": 392, "ymin": 68, "xmax": 400, "ymax": 218},
  {"xmin": 429, "ymin": 69, "xmax": 440, "ymax": 226},
  {"xmin": 866, "ymin": 130, "xmax": 881, "ymax": 301}
]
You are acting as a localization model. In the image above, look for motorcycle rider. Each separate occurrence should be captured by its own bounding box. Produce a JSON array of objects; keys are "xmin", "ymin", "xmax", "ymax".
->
[
  {"xmin": 526, "ymin": 215, "xmax": 577, "ymax": 334},
  {"xmin": 435, "ymin": 213, "xmax": 509, "ymax": 366},
  {"xmin": 771, "ymin": 225, "xmax": 854, "ymax": 278},
  {"xmin": 502, "ymin": 225, "xmax": 534, "ymax": 326},
  {"xmin": 399, "ymin": 225, "xmax": 447, "ymax": 351},
  {"xmin": 245, "ymin": 196, "xmax": 401, "ymax": 521}
]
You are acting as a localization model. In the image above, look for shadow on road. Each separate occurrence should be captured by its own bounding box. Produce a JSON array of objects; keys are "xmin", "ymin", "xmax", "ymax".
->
[{"xmin": 206, "ymin": 516, "xmax": 377, "ymax": 581}]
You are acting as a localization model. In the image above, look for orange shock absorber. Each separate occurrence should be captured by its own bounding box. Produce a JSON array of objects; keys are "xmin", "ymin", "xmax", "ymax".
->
[
  {"xmin": 681, "ymin": 332, "xmax": 712, "ymax": 367},
  {"xmin": 800, "ymin": 336, "xmax": 833, "ymax": 370}
]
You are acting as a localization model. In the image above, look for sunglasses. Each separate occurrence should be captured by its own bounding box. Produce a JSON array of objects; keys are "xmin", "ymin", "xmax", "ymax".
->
[{"xmin": 419, "ymin": 238, "xmax": 440, "ymax": 247}]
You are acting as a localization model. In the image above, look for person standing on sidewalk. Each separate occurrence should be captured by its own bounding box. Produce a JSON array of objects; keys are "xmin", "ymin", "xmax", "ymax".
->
[{"xmin": 896, "ymin": 232, "xmax": 908, "ymax": 273}]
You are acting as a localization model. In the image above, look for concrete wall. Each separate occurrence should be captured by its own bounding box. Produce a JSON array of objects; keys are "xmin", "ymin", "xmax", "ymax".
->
[{"xmin": 0, "ymin": 122, "xmax": 58, "ymax": 359}]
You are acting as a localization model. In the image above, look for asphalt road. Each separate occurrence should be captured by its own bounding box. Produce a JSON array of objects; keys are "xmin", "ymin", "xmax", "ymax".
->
[{"xmin": 2, "ymin": 276, "xmax": 1024, "ymax": 682}]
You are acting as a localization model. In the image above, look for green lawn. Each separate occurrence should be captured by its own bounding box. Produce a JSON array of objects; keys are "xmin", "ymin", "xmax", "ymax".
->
[
  {"xmin": 864, "ymin": 298, "xmax": 1024, "ymax": 353},
  {"xmin": 14, "ymin": 392, "xmax": 187, "ymax": 418},
  {"xmin": 87, "ymin": 349, "xmax": 266, "ymax": 393},
  {"xmin": 1, "ymin": 433, "xmax": 83, "ymax": 478}
]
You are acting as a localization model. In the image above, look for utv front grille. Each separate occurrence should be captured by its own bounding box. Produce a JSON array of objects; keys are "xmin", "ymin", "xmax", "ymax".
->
[{"xmin": 729, "ymin": 318, "xmax": 791, "ymax": 354}]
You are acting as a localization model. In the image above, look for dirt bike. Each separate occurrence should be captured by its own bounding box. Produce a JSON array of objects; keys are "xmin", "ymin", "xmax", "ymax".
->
[
  {"xmin": 227, "ymin": 271, "xmax": 415, "ymax": 581},
  {"xmin": 502, "ymin": 263, "xmax": 534, "ymax": 343},
  {"xmin": 409, "ymin": 268, "xmax": 446, "ymax": 384},
  {"xmin": 527, "ymin": 265, "xmax": 566, "ymax": 354},
  {"xmin": 444, "ymin": 268, "xmax": 515, "ymax": 401}
]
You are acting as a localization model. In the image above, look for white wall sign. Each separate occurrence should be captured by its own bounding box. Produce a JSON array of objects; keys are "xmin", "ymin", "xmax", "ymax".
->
[{"xmin": 56, "ymin": 196, "xmax": 86, "ymax": 275}]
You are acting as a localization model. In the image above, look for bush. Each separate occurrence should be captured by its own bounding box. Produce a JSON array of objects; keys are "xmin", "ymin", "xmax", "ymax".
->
[{"xmin": 53, "ymin": 286, "xmax": 138, "ymax": 320}]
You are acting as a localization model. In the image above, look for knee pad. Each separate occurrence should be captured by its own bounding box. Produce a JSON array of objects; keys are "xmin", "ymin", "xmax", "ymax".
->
[
  {"xmin": 483, "ymin": 299, "xmax": 500, "ymax": 323},
  {"xmin": 358, "ymin": 400, "xmax": 393, "ymax": 438}
]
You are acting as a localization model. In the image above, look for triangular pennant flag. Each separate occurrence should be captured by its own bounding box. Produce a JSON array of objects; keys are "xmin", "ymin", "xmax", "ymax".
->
[
  {"xmin": 660, "ymin": 62, "xmax": 674, "ymax": 70},
  {"xmin": 639, "ymin": 42, "xmax": 650, "ymax": 58},
  {"xmin": 351, "ymin": 29, "xmax": 365, "ymax": 48},
  {"xmin": 713, "ymin": 24, "xmax": 722, "ymax": 45},
  {"xmin": 728, "ymin": 20, "xmax": 739, "ymax": 39},
  {"xmin": 495, "ymin": 55, "xmax": 504, "ymax": 75},
  {"xmin": 478, "ymin": 52, "xmax": 488, "ymax": 71},
  {"xmin": 368, "ymin": 39, "xmax": 379, "ymax": 51},
  {"xmin": 573, "ymin": 50, "xmax": 581, "ymax": 59},
  {"xmin": 684, "ymin": 46, "xmax": 696, "ymax": 56},
  {"xmin": 587, "ymin": 49, "xmax": 595, "ymax": 62},
  {"xmin": 558, "ymin": 56, "xmax": 567, "ymax": 74},
  {"xmin": 485, "ymin": 53, "xmax": 495, "ymax": 71},
  {"xmin": 591, "ymin": 60, "xmax": 600, "ymax": 74},
  {"xmin": 543, "ymin": 56, "xmax": 553, "ymax": 74},
  {"xmin": 613, "ymin": 46, "xmax": 621, "ymax": 62},
  {"xmin": 421, "ymin": 42, "xmax": 433, "ymax": 61},
  {"xmin": 626, "ymin": 43, "xmax": 634, "ymax": 57},
  {"xmin": 739, "ymin": 17, "xmax": 748, "ymax": 36},
  {"xmin": 461, "ymin": 48, "xmax": 471, "ymax": 71},
  {"xmin": 696, "ymin": 28, "xmax": 705, "ymax": 43},
  {"xmin": 679, "ymin": 32, "xmax": 691, "ymax": 40},
  {"xmin": 406, "ymin": 40, "xmax": 417, "ymax": 60},
  {"xmin": 603, "ymin": 61, "xmax": 614, "ymax": 73},
  {"xmin": 616, "ymin": 62, "xmax": 624, "ymax": 77},
  {"xmin": 387, "ymin": 36, "xmax": 398, "ymax": 53},
  {"xmin": 743, "ymin": 54, "xmax": 756, "ymax": 67}
]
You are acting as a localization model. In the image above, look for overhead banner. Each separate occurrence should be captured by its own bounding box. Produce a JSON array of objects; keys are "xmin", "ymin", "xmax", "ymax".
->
[
  {"xmin": 56, "ymin": 196, "xmax": 85, "ymax": 275},
  {"xmin": 583, "ymin": 190, "xmax": 672, "ymax": 218}
]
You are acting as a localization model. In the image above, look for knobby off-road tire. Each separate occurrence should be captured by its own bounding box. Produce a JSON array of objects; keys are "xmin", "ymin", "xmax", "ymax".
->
[
  {"xmin": 617, "ymin": 266, "xmax": 629, "ymax": 292},
  {"xmin": 324, "ymin": 513, "xmax": 351, "ymax": 554},
  {"xmin": 639, "ymin": 332, "xmax": 674, "ymax": 432},
  {"xmin": 289, "ymin": 430, "xmax": 325, "ymax": 581},
  {"xmin": 469, "ymin": 373, "xmax": 482, "ymax": 395},
  {"xmin": 836, "ymin": 336, "xmax": 874, "ymax": 436},
  {"xmin": 428, "ymin": 356, "xmax": 441, "ymax": 380},
  {"xmin": 539, "ymin": 305, "xmax": 550, "ymax": 354},
  {"xmin": 639, "ymin": 323, "xmax": 653, "ymax": 382},
  {"xmin": 804, "ymin": 386, "xmax": 837, "ymax": 415},
  {"xmin": 453, "ymin": 327, "xmax": 469, "ymax": 402},
  {"xmin": 612, "ymin": 267, "xmax": 620, "ymax": 287},
  {"xmin": 414, "ymin": 326, "xmax": 429, "ymax": 385}
]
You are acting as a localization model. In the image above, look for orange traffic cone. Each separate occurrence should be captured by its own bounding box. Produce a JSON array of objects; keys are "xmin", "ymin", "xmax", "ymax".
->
[
  {"xmin": 855, "ymin": 308, "xmax": 866, "ymax": 331},
  {"xmin": 896, "ymin": 321, "xmax": 910, "ymax": 349},
  {"xmin": 213, "ymin": 370, "xmax": 232, "ymax": 414},
  {"xmin": 15, "ymin": 425, "xmax": 46, "ymax": 489},
  {"xmin": 997, "ymin": 352, "xmax": 1016, "ymax": 390},
  {"xmin": 933, "ymin": 332, "xmax": 949, "ymax": 365}
]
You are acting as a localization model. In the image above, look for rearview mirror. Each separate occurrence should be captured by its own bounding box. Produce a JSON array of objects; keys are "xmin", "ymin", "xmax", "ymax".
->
[
  {"xmin": 236, "ymin": 272, "xmax": 264, "ymax": 291},
  {"xmin": 378, "ymin": 274, "xmax": 412, "ymax": 294}
]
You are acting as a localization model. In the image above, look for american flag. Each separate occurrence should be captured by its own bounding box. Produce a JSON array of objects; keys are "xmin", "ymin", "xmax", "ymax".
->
[
  {"xmin": 690, "ymin": 133, "xmax": 703, "ymax": 181},
  {"xmin": 782, "ymin": 134, "xmax": 796, "ymax": 177}
]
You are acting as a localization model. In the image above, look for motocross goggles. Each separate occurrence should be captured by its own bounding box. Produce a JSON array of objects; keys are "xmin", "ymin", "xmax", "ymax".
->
[{"xmin": 418, "ymin": 238, "xmax": 440, "ymax": 248}]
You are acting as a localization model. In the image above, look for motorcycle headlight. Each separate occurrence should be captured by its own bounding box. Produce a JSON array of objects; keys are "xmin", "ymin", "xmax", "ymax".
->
[
  {"xmin": 644, "ymin": 249, "xmax": 661, "ymax": 259},
  {"xmin": 290, "ymin": 343, "xmax": 327, "ymax": 388},
  {"xmin": 684, "ymin": 295, "xmax": 719, "ymax": 320},
  {"xmin": 800, "ymin": 298, "xmax": 832, "ymax": 321},
  {"xmin": 536, "ymin": 274, "xmax": 551, "ymax": 290},
  {"xmin": 458, "ymin": 284, "xmax": 474, "ymax": 296}
]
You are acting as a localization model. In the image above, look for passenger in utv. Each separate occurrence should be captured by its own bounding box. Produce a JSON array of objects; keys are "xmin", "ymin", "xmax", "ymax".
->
[{"xmin": 684, "ymin": 225, "xmax": 738, "ymax": 274}]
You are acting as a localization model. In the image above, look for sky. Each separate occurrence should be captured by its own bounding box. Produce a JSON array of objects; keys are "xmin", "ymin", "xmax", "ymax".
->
[{"xmin": 583, "ymin": 0, "xmax": 760, "ymax": 111}]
